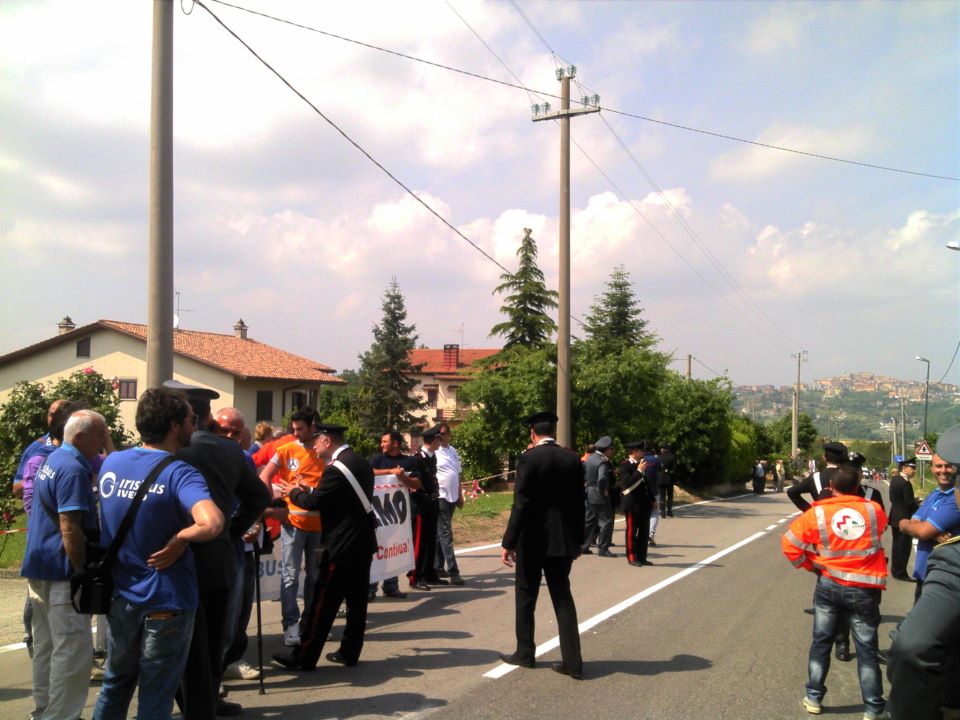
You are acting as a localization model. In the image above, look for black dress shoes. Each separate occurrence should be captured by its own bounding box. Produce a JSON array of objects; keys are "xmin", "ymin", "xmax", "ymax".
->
[
  {"xmin": 326, "ymin": 651, "xmax": 357, "ymax": 666},
  {"xmin": 272, "ymin": 652, "xmax": 308, "ymax": 671},
  {"xmin": 835, "ymin": 645, "xmax": 852, "ymax": 662},
  {"xmin": 597, "ymin": 549, "xmax": 617, "ymax": 558},
  {"xmin": 499, "ymin": 653, "xmax": 535, "ymax": 668},
  {"xmin": 384, "ymin": 588, "xmax": 408, "ymax": 599},
  {"xmin": 551, "ymin": 662, "xmax": 583, "ymax": 679},
  {"xmin": 217, "ymin": 699, "xmax": 243, "ymax": 716},
  {"xmin": 581, "ymin": 548, "xmax": 593, "ymax": 555},
  {"xmin": 425, "ymin": 575, "xmax": 449, "ymax": 586},
  {"xmin": 640, "ymin": 559, "xmax": 654, "ymax": 566}
]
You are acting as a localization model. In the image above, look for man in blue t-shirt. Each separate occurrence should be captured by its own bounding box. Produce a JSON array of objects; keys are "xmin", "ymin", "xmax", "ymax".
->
[
  {"xmin": 92, "ymin": 387, "xmax": 224, "ymax": 720},
  {"xmin": 898, "ymin": 453, "xmax": 960, "ymax": 597},
  {"xmin": 21, "ymin": 407, "xmax": 106, "ymax": 720},
  {"xmin": 11, "ymin": 398, "xmax": 65, "ymax": 498}
]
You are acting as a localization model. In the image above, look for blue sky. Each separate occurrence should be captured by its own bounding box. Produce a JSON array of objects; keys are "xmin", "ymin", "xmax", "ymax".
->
[{"xmin": 1, "ymin": 0, "xmax": 958, "ymax": 389}]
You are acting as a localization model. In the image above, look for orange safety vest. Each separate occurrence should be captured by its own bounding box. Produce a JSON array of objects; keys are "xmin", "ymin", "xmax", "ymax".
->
[
  {"xmin": 781, "ymin": 494, "xmax": 888, "ymax": 589},
  {"xmin": 272, "ymin": 440, "xmax": 325, "ymax": 533}
]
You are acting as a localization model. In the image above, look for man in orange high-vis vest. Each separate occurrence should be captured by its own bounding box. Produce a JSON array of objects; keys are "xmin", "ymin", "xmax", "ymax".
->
[
  {"xmin": 781, "ymin": 463, "xmax": 888, "ymax": 720},
  {"xmin": 260, "ymin": 408, "xmax": 325, "ymax": 647}
]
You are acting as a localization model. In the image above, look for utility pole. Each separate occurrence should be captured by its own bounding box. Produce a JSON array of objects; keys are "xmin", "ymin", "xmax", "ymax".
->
[
  {"xmin": 686, "ymin": 354, "xmax": 692, "ymax": 380},
  {"xmin": 791, "ymin": 350, "xmax": 808, "ymax": 464},
  {"xmin": 147, "ymin": 0, "xmax": 174, "ymax": 388},
  {"xmin": 532, "ymin": 68, "xmax": 599, "ymax": 448}
]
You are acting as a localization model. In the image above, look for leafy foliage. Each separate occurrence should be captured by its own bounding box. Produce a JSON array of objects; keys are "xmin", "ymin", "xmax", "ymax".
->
[
  {"xmin": 489, "ymin": 228, "xmax": 558, "ymax": 349},
  {"xmin": 356, "ymin": 279, "xmax": 425, "ymax": 435},
  {"xmin": 582, "ymin": 265, "xmax": 655, "ymax": 351},
  {"xmin": 767, "ymin": 412, "xmax": 819, "ymax": 456}
]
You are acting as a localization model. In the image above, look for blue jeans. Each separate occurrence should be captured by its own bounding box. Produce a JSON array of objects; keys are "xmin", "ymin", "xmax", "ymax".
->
[
  {"xmin": 434, "ymin": 499, "xmax": 460, "ymax": 574},
  {"xmin": 92, "ymin": 598, "xmax": 195, "ymax": 720},
  {"xmin": 807, "ymin": 575, "xmax": 884, "ymax": 717},
  {"xmin": 280, "ymin": 525, "xmax": 323, "ymax": 629}
]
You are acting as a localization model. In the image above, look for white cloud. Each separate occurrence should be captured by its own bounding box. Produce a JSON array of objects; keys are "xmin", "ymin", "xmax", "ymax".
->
[
  {"xmin": 744, "ymin": 4, "xmax": 818, "ymax": 55},
  {"xmin": 710, "ymin": 123, "xmax": 874, "ymax": 182}
]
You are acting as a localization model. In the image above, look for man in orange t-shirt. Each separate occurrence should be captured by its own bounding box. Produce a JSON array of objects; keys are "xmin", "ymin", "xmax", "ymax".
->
[{"xmin": 259, "ymin": 408, "xmax": 324, "ymax": 646}]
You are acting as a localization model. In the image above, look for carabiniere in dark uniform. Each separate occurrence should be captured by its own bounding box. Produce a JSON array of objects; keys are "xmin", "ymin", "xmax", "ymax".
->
[
  {"xmin": 619, "ymin": 440, "xmax": 656, "ymax": 566},
  {"xmin": 408, "ymin": 424, "xmax": 443, "ymax": 590}
]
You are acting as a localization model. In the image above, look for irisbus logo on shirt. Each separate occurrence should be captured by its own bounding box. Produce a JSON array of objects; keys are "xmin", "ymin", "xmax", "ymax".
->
[{"xmin": 99, "ymin": 472, "xmax": 165, "ymax": 500}]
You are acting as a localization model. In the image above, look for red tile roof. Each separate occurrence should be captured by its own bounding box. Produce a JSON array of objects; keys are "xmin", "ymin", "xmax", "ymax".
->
[
  {"xmin": 409, "ymin": 347, "xmax": 500, "ymax": 378},
  {"xmin": 0, "ymin": 320, "xmax": 344, "ymax": 384}
]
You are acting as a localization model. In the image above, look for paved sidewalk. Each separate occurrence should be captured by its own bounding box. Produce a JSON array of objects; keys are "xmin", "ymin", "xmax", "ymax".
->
[{"xmin": 0, "ymin": 576, "xmax": 27, "ymax": 647}]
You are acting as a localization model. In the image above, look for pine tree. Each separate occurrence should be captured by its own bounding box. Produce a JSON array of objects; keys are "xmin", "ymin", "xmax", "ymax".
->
[
  {"xmin": 489, "ymin": 228, "xmax": 558, "ymax": 349},
  {"xmin": 582, "ymin": 265, "xmax": 655, "ymax": 350},
  {"xmin": 356, "ymin": 279, "xmax": 424, "ymax": 432}
]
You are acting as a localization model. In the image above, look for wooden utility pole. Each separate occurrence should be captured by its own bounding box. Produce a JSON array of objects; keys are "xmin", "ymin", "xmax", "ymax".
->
[
  {"xmin": 532, "ymin": 67, "xmax": 599, "ymax": 448},
  {"xmin": 147, "ymin": 0, "xmax": 174, "ymax": 388},
  {"xmin": 791, "ymin": 350, "xmax": 807, "ymax": 462}
]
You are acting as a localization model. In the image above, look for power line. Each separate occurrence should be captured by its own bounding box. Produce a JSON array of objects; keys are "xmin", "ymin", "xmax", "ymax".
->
[
  {"xmin": 206, "ymin": 0, "xmax": 959, "ymax": 183},
  {"xmin": 191, "ymin": 0, "xmax": 586, "ymax": 330},
  {"xmin": 191, "ymin": 0, "xmax": 509, "ymax": 276},
  {"xmin": 937, "ymin": 338, "xmax": 960, "ymax": 383},
  {"xmin": 694, "ymin": 356, "xmax": 726, "ymax": 379}
]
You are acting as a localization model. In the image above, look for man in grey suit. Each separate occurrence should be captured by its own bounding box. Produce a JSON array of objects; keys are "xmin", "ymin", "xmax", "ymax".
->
[
  {"xmin": 582, "ymin": 435, "xmax": 616, "ymax": 557},
  {"xmin": 500, "ymin": 411, "xmax": 585, "ymax": 679}
]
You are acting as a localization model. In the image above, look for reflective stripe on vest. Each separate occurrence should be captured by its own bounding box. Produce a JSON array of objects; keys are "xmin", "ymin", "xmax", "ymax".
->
[
  {"xmin": 814, "ymin": 505, "xmax": 831, "ymax": 548},
  {"xmin": 784, "ymin": 529, "xmax": 814, "ymax": 554},
  {"xmin": 813, "ymin": 562, "xmax": 887, "ymax": 588}
]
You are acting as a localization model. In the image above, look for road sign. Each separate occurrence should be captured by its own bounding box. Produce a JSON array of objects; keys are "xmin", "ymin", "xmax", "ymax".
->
[
  {"xmin": 915, "ymin": 439, "xmax": 933, "ymax": 461},
  {"xmin": 894, "ymin": 454, "xmax": 903, "ymax": 463}
]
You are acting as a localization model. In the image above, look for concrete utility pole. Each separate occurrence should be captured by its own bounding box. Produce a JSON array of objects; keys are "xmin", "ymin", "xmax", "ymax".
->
[
  {"xmin": 686, "ymin": 354, "xmax": 692, "ymax": 380},
  {"xmin": 791, "ymin": 350, "xmax": 807, "ymax": 462},
  {"xmin": 147, "ymin": 0, "xmax": 174, "ymax": 388},
  {"xmin": 532, "ymin": 67, "xmax": 599, "ymax": 448}
]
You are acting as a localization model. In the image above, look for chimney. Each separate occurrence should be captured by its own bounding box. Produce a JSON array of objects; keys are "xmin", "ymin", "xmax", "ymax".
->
[
  {"xmin": 442, "ymin": 343, "xmax": 459, "ymax": 370},
  {"xmin": 57, "ymin": 316, "xmax": 76, "ymax": 335},
  {"xmin": 233, "ymin": 319, "xmax": 248, "ymax": 340}
]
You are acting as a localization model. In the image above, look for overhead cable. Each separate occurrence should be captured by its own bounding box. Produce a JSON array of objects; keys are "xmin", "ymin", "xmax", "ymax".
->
[{"xmin": 207, "ymin": 0, "xmax": 959, "ymax": 182}]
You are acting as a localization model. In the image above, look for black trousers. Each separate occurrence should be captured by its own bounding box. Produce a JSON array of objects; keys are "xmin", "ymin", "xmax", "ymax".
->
[
  {"xmin": 658, "ymin": 485, "xmax": 674, "ymax": 516},
  {"xmin": 890, "ymin": 527, "xmax": 912, "ymax": 578},
  {"xmin": 178, "ymin": 585, "xmax": 230, "ymax": 719},
  {"xmin": 408, "ymin": 493, "xmax": 438, "ymax": 583},
  {"xmin": 295, "ymin": 550, "xmax": 372, "ymax": 669},
  {"xmin": 513, "ymin": 552, "xmax": 582, "ymax": 673},
  {"xmin": 625, "ymin": 507, "xmax": 651, "ymax": 563}
]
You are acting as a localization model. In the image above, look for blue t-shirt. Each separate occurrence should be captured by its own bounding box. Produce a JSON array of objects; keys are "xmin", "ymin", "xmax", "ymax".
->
[
  {"xmin": 912, "ymin": 486, "xmax": 960, "ymax": 580},
  {"xmin": 21, "ymin": 443, "xmax": 97, "ymax": 581},
  {"xmin": 12, "ymin": 434, "xmax": 52, "ymax": 485},
  {"xmin": 98, "ymin": 448, "xmax": 211, "ymax": 611}
]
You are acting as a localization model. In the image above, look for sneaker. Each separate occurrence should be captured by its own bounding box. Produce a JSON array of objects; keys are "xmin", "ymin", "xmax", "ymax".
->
[
  {"xmin": 862, "ymin": 712, "xmax": 889, "ymax": 720},
  {"xmin": 236, "ymin": 661, "xmax": 260, "ymax": 680},
  {"xmin": 283, "ymin": 626, "xmax": 300, "ymax": 646},
  {"xmin": 802, "ymin": 697, "xmax": 822, "ymax": 715}
]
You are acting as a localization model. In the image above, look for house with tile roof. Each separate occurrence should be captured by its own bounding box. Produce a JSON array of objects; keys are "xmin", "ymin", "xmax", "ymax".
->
[
  {"xmin": 0, "ymin": 317, "xmax": 344, "ymax": 435},
  {"xmin": 408, "ymin": 344, "xmax": 499, "ymax": 425}
]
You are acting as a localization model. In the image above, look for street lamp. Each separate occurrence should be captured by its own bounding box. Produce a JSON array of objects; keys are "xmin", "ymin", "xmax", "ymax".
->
[{"xmin": 916, "ymin": 355, "xmax": 931, "ymax": 440}]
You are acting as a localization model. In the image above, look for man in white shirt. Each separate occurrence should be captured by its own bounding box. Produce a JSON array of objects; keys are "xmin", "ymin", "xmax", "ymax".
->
[{"xmin": 434, "ymin": 423, "xmax": 465, "ymax": 585}]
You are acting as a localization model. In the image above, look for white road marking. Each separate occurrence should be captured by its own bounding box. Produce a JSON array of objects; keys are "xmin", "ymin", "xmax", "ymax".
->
[
  {"xmin": 765, "ymin": 525, "xmax": 777, "ymax": 531},
  {"xmin": 484, "ymin": 529, "xmax": 769, "ymax": 678}
]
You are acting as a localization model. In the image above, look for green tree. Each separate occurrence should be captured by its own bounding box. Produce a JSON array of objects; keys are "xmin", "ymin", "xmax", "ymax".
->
[
  {"xmin": 356, "ymin": 279, "xmax": 424, "ymax": 435},
  {"xmin": 489, "ymin": 228, "xmax": 558, "ymax": 349},
  {"xmin": 582, "ymin": 265, "xmax": 655, "ymax": 350},
  {"xmin": 316, "ymin": 370, "xmax": 378, "ymax": 458},
  {"xmin": 768, "ymin": 413, "xmax": 819, "ymax": 456}
]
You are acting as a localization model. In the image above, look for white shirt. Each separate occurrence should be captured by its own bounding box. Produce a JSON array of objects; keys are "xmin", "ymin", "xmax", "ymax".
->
[{"xmin": 436, "ymin": 444, "xmax": 462, "ymax": 501}]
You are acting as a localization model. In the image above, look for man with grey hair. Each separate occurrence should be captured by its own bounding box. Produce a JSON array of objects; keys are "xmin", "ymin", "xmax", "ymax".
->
[{"xmin": 22, "ymin": 408, "xmax": 107, "ymax": 720}]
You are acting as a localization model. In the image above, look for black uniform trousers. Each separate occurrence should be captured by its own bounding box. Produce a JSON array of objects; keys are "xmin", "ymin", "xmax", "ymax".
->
[
  {"xmin": 513, "ymin": 552, "xmax": 582, "ymax": 673},
  {"xmin": 890, "ymin": 527, "xmax": 913, "ymax": 578},
  {"xmin": 177, "ymin": 585, "xmax": 230, "ymax": 719},
  {"xmin": 625, "ymin": 506, "xmax": 651, "ymax": 563},
  {"xmin": 658, "ymin": 484, "xmax": 674, "ymax": 516},
  {"xmin": 294, "ymin": 550, "xmax": 372, "ymax": 669},
  {"xmin": 408, "ymin": 492, "xmax": 438, "ymax": 583}
]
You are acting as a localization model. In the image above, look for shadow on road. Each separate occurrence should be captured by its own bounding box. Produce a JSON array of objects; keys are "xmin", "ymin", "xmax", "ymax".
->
[
  {"xmin": 0, "ymin": 686, "xmax": 32, "ymax": 702},
  {"xmin": 232, "ymin": 691, "xmax": 447, "ymax": 719},
  {"xmin": 584, "ymin": 653, "xmax": 712, "ymax": 679}
]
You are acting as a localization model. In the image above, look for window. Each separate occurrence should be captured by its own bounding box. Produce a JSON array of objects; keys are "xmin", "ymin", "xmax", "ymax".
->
[
  {"xmin": 256, "ymin": 390, "xmax": 273, "ymax": 421},
  {"xmin": 118, "ymin": 379, "xmax": 138, "ymax": 400},
  {"xmin": 425, "ymin": 388, "xmax": 439, "ymax": 408},
  {"xmin": 76, "ymin": 337, "xmax": 91, "ymax": 358},
  {"xmin": 308, "ymin": 389, "xmax": 318, "ymax": 409},
  {"xmin": 290, "ymin": 391, "xmax": 307, "ymax": 410}
]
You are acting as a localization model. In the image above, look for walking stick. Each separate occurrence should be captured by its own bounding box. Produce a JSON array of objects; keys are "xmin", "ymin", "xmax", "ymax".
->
[{"xmin": 253, "ymin": 541, "xmax": 265, "ymax": 695}]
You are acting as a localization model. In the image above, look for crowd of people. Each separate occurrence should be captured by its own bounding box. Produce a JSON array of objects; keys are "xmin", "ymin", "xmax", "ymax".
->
[
  {"xmin": 12, "ymin": 383, "xmax": 960, "ymax": 720},
  {"xmin": 781, "ymin": 437, "xmax": 960, "ymax": 720}
]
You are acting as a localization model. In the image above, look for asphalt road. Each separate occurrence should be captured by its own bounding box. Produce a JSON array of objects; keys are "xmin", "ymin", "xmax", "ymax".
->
[{"xmin": 0, "ymin": 490, "xmax": 917, "ymax": 719}]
